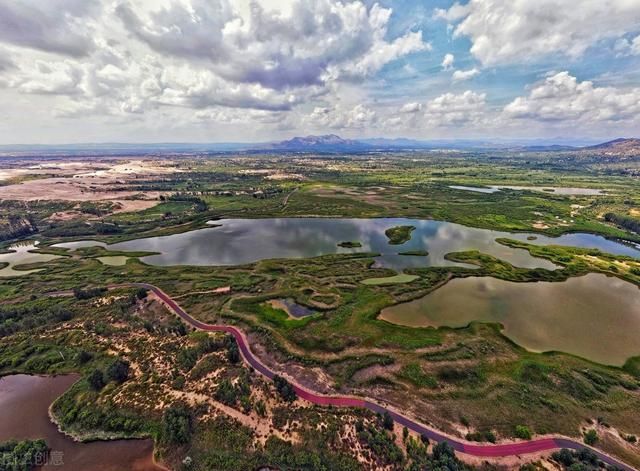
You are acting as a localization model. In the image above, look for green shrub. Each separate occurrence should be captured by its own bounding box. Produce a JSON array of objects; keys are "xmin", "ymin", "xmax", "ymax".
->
[{"xmin": 514, "ymin": 425, "xmax": 532, "ymax": 440}]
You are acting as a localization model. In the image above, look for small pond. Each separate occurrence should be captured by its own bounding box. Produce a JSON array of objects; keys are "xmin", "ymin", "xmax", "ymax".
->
[
  {"xmin": 268, "ymin": 299, "xmax": 314, "ymax": 318},
  {"xmin": 0, "ymin": 242, "xmax": 60, "ymax": 277}
]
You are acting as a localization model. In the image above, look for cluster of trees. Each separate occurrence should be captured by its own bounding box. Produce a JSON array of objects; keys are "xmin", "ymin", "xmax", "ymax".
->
[
  {"xmin": 0, "ymin": 304, "xmax": 73, "ymax": 337},
  {"xmin": 604, "ymin": 212, "xmax": 640, "ymax": 235},
  {"xmin": 355, "ymin": 420, "xmax": 404, "ymax": 466},
  {"xmin": 405, "ymin": 441, "xmax": 472, "ymax": 471},
  {"xmin": 44, "ymin": 221, "xmax": 122, "ymax": 237},
  {"xmin": 161, "ymin": 403, "xmax": 192, "ymax": 445},
  {"xmin": 164, "ymin": 193, "xmax": 208, "ymax": 212},
  {"xmin": 0, "ymin": 439, "xmax": 49, "ymax": 471},
  {"xmin": 215, "ymin": 374, "xmax": 252, "ymax": 412},
  {"xmin": 177, "ymin": 334, "xmax": 226, "ymax": 372},
  {"xmin": 87, "ymin": 358, "xmax": 130, "ymax": 391},
  {"xmin": 551, "ymin": 447, "xmax": 615, "ymax": 470},
  {"xmin": 73, "ymin": 287, "xmax": 107, "ymax": 300}
]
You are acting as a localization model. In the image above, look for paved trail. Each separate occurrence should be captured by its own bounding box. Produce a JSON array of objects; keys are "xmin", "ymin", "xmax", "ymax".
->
[{"xmin": 129, "ymin": 283, "xmax": 636, "ymax": 470}]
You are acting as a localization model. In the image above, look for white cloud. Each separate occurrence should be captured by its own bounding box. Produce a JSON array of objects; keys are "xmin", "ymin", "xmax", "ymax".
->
[
  {"xmin": 452, "ymin": 67, "xmax": 479, "ymax": 81},
  {"xmin": 305, "ymin": 104, "xmax": 378, "ymax": 129},
  {"xmin": 116, "ymin": 0, "xmax": 428, "ymax": 89},
  {"xmin": 433, "ymin": 2, "xmax": 470, "ymax": 22},
  {"xmin": 424, "ymin": 90, "xmax": 487, "ymax": 126},
  {"xmin": 504, "ymin": 71, "xmax": 640, "ymax": 122},
  {"xmin": 614, "ymin": 35, "xmax": 640, "ymax": 56},
  {"xmin": 439, "ymin": 0, "xmax": 640, "ymax": 65},
  {"xmin": 441, "ymin": 53, "xmax": 454, "ymax": 71},
  {"xmin": 400, "ymin": 102, "xmax": 422, "ymax": 113}
]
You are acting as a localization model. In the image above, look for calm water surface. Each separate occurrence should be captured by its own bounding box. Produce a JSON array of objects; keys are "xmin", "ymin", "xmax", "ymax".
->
[
  {"xmin": 379, "ymin": 273, "xmax": 640, "ymax": 365},
  {"xmin": 450, "ymin": 185, "xmax": 606, "ymax": 195},
  {"xmin": 0, "ymin": 242, "xmax": 60, "ymax": 277},
  {"xmin": 0, "ymin": 374, "xmax": 161, "ymax": 471},
  {"xmin": 52, "ymin": 218, "xmax": 640, "ymax": 270}
]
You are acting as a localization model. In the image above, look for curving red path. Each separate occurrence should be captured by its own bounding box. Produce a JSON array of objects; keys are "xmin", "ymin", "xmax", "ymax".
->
[{"xmin": 133, "ymin": 283, "xmax": 636, "ymax": 470}]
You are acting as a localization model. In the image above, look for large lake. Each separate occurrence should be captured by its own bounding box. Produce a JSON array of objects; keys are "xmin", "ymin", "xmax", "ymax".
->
[
  {"xmin": 53, "ymin": 218, "xmax": 640, "ymax": 270},
  {"xmin": 379, "ymin": 273, "xmax": 640, "ymax": 365},
  {"xmin": 0, "ymin": 374, "xmax": 161, "ymax": 470}
]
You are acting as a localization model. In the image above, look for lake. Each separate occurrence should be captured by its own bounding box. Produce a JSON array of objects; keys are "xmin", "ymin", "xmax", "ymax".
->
[
  {"xmin": 52, "ymin": 218, "xmax": 640, "ymax": 271},
  {"xmin": 379, "ymin": 273, "xmax": 640, "ymax": 365},
  {"xmin": 0, "ymin": 374, "xmax": 161, "ymax": 471}
]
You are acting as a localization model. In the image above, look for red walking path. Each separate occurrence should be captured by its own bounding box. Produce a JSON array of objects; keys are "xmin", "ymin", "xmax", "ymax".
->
[{"xmin": 133, "ymin": 283, "xmax": 636, "ymax": 470}]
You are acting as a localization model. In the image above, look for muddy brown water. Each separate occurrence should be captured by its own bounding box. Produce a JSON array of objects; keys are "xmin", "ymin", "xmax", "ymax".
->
[
  {"xmin": 0, "ymin": 374, "xmax": 163, "ymax": 471},
  {"xmin": 380, "ymin": 273, "xmax": 640, "ymax": 366}
]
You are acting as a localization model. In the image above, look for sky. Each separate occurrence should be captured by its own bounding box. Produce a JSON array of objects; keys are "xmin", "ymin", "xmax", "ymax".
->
[{"xmin": 0, "ymin": 0, "xmax": 639, "ymax": 144}]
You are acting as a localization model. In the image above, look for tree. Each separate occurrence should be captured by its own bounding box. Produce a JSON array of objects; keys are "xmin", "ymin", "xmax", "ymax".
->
[
  {"xmin": 75, "ymin": 350, "xmax": 92, "ymax": 365},
  {"xmin": 135, "ymin": 288, "xmax": 148, "ymax": 300},
  {"xmin": 225, "ymin": 335, "xmax": 240, "ymax": 364},
  {"xmin": 273, "ymin": 375, "xmax": 297, "ymax": 402},
  {"xmin": 88, "ymin": 369, "xmax": 105, "ymax": 391},
  {"xmin": 106, "ymin": 359, "xmax": 130, "ymax": 384},
  {"xmin": 382, "ymin": 411, "xmax": 394, "ymax": 430},
  {"xmin": 584, "ymin": 429, "xmax": 598, "ymax": 445},
  {"xmin": 161, "ymin": 404, "xmax": 192, "ymax": 445}
]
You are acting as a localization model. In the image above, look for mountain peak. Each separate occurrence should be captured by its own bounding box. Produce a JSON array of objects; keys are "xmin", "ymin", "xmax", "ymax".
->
[{"xmin": 268, "ymin": 134, "xmax": 370, "ymax": 152}]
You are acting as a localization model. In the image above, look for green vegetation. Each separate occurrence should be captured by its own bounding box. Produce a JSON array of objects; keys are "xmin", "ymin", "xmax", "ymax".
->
[
  {"xmin": 161, "ymin": 403, "xmax": 193, "ymax": 445},
  {"xmin": 398, "ymin": 250, "xmax": 429, "ymax": 256},
  {"xmin": 584, "ymin": 429, "xmax": 598, "ymax": 445},
  {"xmin": 604, "ymin": 212, "xmax": 640, "ymax": 234},
  {"xmin": 360, "ymin": 273, "xmax": 419, "ymax": 285},
  {"xmin": 552, "ymin": 448, "xmax": 620, "ymax": 470},
  {"xmin": 397, "ymin": 363, "xmax": 437, "ymax": 388},
  {"xmin": 0, "ymin": 439, "xmax": 49, "ymax": 471},
  {"xmin": 385, "ymin": 225, "xmax": 416, "ymax": 245},
  {"xmin": 1, "ymin": 152, "xmax": 640, "ymax": 469}
]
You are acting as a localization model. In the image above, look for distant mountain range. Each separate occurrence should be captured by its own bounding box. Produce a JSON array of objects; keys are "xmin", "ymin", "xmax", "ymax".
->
[
  {"xmin": 261, "ymin": 135, "xmax": 640, "ymax": 155},
  {"xmin": 265, "ymin": 134, "xmax": 371, "ymax": 152},
  {"xmin": 0, "ymin": 136, "xmax": 638, "ymax": 156}
]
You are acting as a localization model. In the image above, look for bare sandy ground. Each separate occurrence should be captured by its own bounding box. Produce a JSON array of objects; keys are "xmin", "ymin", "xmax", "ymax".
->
[{"xmin": 0, "ymin": 159, "xmax": 176, "ymax": 212}]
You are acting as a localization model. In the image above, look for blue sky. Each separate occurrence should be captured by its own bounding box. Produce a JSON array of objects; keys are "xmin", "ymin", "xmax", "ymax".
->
[{"xmin": 0, "ymin": 0, "xmax": 639, "ymax": 143}]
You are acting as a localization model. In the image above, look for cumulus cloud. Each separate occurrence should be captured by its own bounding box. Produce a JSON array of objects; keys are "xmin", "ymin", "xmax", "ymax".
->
[
  {"xmin": 424, "ymin": 90, "xmax": 487, "ymax": 126},
  {"xmin": 400, "ymin": 102, "xmax": 423, "ymax": 113},
  {"xmin": 0, "ymin": 0, "xmax": 430, "ymax": 125},
  {"xmin": 305, "ymin": 104, "xmax": 378, "ymax": 129},
  {"xmin": 504, "ymin": 71, "xmax": 640, "ymax": 122},
  {"xmin": 116, "ymin": 0, "xmax": 428, "ymax": 90},
  {"xmin": 452, "ymin": 67, "xmax": 479, "ymax": 81},
  {"xmin": 433, "ymin": 2, "xmax": 470, "ymax": 22},
  {"xmin": 438, "ymin": 0, "xmax": 640, "ymax": 65},
  {"xmin": 0, "ymin": 0, "xmax": 99, "ymax": 57},
  {"xmin": 441, "ymin": 53, "xmax": 454, "ymax": 71}
]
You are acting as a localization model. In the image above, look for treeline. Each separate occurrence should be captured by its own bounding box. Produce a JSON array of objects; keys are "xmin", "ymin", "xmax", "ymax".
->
[
  {"xmin": 0, "ymin": 304, "xmax": 73, "ymax": 337},
  {"xmin": 164, "ymin": 193, "xmax": 208, "ymax": 212},
  {"xmin": 43, "ymin": 221, "xmax": 122, "ymax": 238},
  {"xmin": 604, "ymin": 212, "xmax": 640, "ymax": 234}
]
